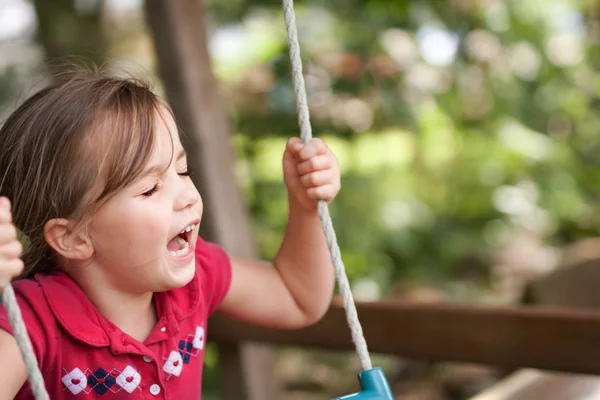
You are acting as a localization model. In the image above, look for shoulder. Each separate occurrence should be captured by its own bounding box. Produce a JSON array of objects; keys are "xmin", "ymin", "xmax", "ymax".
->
[
  {"xmin": 0, "ymin": 277, "xmax": 58, "ymax": 370},
  {"xmin": 195, "ymin": 237, "xmax": 232, "ymax": 314},
  {"xmin": 0, "ymin": 278, "xmax": 51, "ymax": 326},
  {"xmin": 4, "ymin": 278, "xmax": 45, "ymax": 298},
  {"xmin": 195, "ymin": 236, "xmax": 230, "ymax": 268}
]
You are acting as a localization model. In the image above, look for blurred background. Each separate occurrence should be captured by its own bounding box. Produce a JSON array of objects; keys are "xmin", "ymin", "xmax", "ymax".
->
[{"xmin": 2, "ymin": 0, "xmax": 600, "ymax": 398}]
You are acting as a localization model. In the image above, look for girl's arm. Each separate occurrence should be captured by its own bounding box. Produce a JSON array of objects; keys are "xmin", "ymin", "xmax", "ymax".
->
[
  {"xmin": 0, "ymin": 330, "xmax": 28, "ymax": 398},
  {"xmin": 217, "ymin": 138, "xmax": 338, "ymax": 329}
]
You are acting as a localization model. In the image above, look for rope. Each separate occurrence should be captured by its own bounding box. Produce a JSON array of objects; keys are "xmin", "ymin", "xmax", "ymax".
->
[
  {"xmin": 282, "ymin": 0, "xmax": 373, "ymax": 372},
  {"xmin": 1, "ymin": 286, "xmax": 49, "ymax": 399}
]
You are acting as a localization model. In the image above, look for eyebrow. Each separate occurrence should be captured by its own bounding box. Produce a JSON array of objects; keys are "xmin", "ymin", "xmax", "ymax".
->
[{"xmin": 140, "ymin": 148, "xmax": 187, "ymax": 178}]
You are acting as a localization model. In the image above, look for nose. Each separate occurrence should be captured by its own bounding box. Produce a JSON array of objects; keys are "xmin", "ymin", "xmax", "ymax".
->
[{"xmin": 175, "ymin": 179, "xmax": 200, "ymax": 211}]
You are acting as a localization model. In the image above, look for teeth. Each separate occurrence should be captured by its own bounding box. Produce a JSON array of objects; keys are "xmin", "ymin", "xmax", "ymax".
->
[
  {"xmin": 169, "ymin": 239, "xmax": 190, "ymax": 257},
  {"xmin": 180, "ymin": 223, "xmax": 196, "ymax": 234}
]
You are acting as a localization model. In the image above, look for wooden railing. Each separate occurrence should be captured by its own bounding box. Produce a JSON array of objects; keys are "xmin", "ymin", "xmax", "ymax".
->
[{"xmin": 209, "ymin": 298, "xmax": 600, "ymax": 398}]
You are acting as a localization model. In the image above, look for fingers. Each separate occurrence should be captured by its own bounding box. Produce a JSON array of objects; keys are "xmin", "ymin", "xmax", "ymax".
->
[
  {"xmin": 301, "ymin": 170, "xmax": 340, "ymax": 202},
  {"xmin": 300, "ymin": 169, "xmax": 333, "ymax": 188},
  {"xmin": 0, "ymin": 197, "xmax": 10, "ymax": 212},
  {"xmin": 286, "ymin": 137, "xmax": 341, "ymax": 206},
  {"xmin": 0, "ymin": 224, "xmax": 17, "ymax": 243},
  {"xmin": 287, "ymin": 137, "xmax": 303, "ymax": 151},
  {"xmin": 297, "ymin": 155, "xmax": 332, "ymax": 175},
  {"xmin": 292, "ymin": 137, "xmax": 338, "ymax": 176},
  {"xmin": 0, "ymin": 197, "xmax": 22, "ymax": 288},
  {"xmin": 0, "ymin": 259, "xmax": 24, "ymax": 281},
  {"xmin": 0, "ymin": 199, "xmax": 12, "ymax": 224},
  {"xmin": 306, "ymin": 184, "xmax": 337, "ymax": 202},
  {"xmin": 0, "ymin": 196, "xmax": 18, "ymax": 251},
  {"xmin": 287, "ymin": 138, "xmax": 329, "ymax": 162},
  {"xmin": 0, "ymin": 243, "xmax": 23, "ymax": 290},
  {"xmin": 0, "ymin": 240, "xmax": 22, "ymax": 261}
]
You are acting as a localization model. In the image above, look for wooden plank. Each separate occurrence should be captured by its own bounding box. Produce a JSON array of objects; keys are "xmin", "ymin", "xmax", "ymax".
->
[
  {"xmin": 523, "ymin": 258, "xmax": 600, "ymax": 309},
  {"xmin": 209, "ymin": 300, "xmax": 600, "ymax": 374},
  {"xmin": 144, "ymin": 1, "xmax": 280, "ymax": 399},
  {"xmin": 471, "ymin": 254, "xmax": 600, "ymax": 399},
  {"xmin": 470, "ymin": 369, "xmax": 600, "ymax": 400}
]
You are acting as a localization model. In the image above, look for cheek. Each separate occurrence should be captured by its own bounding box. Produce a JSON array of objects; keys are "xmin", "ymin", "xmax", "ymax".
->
[
  {"xmin": 134, "ymin": 216, "xmax": 169, "ymax": 248},
  {"xmin": 91, "ymin": 201, "xmax": 170, "ymax": 257}
]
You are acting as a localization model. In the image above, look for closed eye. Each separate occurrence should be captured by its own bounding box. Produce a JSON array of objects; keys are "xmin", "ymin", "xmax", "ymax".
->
[
  {"xmin": 141, "ymin": 170, "xmax": 189, "ymax": 197},
  {"xmin": 142, "ymin": 182, "xmax": 161, "ymax": 197}
]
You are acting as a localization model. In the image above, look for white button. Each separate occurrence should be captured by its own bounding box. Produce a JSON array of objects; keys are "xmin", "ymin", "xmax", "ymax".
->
[
  {"xmin": 160, "ymin": 327, "xmax": 166, "ymax": 332},
  {"xmin": 143, "ymin": 356, "xmax": 152, "ymax": 363},
  {"xmin": 149, "ymin": 384, "xmax": 161, "ymax": 395}
]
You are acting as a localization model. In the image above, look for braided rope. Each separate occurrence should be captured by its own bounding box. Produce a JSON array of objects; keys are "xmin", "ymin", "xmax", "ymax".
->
[
  {"xmin": 282, "ymin": 0, "xmax": 373, "ymax": 372},
  {"xmin": 1, "ymin": 285, "xmax": 49, "ymax": 399}
]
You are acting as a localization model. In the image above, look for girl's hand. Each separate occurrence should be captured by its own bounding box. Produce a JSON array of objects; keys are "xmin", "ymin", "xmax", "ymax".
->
[
  {"xmin": 0, "ymin": 197, "xmax": 23, "ymax": 290},
  {"xmin": 283, "ymin": 137, "xmax": 341, "ymax": 211}
]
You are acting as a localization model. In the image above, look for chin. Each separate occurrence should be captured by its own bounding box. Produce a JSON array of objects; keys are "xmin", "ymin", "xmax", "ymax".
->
[{"xmin": 160, "ymin": 259, "xmax": 196, "ymax": 291}]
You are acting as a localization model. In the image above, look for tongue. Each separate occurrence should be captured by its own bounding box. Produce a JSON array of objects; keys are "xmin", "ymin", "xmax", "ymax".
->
[{"xmin": 167, "ymin": 235, "xmax": 187, "ymax": 251}]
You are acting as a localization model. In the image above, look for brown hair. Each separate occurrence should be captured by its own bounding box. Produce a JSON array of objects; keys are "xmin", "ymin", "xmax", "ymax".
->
[{"xmin": 0, "ymin": 68, "xmax": 172, "ymax": 279}]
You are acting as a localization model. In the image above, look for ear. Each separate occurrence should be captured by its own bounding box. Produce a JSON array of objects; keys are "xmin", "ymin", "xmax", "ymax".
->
[{"xmin": 44, "ymin": 218, "xmax": 94, "ymax": 261}]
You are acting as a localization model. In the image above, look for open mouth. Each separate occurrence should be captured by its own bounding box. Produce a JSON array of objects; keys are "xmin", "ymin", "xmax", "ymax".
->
[{"xmin": 167, "ymin": 223, "xmax": 196, "ymax": 258}]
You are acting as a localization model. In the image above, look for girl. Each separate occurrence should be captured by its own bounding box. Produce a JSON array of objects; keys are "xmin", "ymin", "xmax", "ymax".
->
[{"xmin": 0, "ymin": 71, "xmax": 339, "ymax": 398}]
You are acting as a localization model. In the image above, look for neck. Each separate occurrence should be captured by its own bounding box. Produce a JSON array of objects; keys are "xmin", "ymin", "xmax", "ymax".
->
[
  {"xmin": 90, "ymin": 286, "xmax": 157, "ymax": 342},
  {"xmin": 63, "ymin": 261, "xmax": 158, "ymax": 342}
]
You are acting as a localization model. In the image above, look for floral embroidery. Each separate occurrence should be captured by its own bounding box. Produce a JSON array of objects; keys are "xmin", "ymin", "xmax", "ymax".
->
[{"xmin": 61, "ymin": 366, "xmax": 141, "ymax": 395}]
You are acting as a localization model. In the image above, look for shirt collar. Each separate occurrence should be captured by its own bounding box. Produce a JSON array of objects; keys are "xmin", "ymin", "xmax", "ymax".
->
[{"xmin": 36, "ymin": 269, "xmax": 200, "ymax": 347}]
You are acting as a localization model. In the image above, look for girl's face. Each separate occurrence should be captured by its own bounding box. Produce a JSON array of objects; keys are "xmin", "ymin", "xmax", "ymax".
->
[{"xmin": 87, "ymin": 109, "xmax": 202, "ymax": 293}]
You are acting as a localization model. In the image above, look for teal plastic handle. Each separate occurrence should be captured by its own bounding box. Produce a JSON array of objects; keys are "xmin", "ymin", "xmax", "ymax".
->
[{"xmin": 333, "ymin": 367, "xmax": 394, "ymax": 399}]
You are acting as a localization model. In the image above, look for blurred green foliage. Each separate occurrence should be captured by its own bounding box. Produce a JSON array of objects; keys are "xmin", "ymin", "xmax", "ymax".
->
[
  {"xmin": 204, "ymin": 0, "xmax": 600, "ymax": 296},
  {"xmin": 3, "ymin": 0, "xmax": 596, "ymax": 295},
  {"xmin": 1, "ymin": 0, "xmax": 596, "ymax": 294}
]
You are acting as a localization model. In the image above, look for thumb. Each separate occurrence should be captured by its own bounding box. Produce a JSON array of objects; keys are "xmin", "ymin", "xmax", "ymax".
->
[{"xmin": 286, "ymin": 137, "xmax": 304, "ymax": 156}]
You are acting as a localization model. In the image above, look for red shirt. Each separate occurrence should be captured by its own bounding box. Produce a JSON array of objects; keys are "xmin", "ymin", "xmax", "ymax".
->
[{"xmin": 0, "ymin": 237, "xmax": 232, "ymax": 399}]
